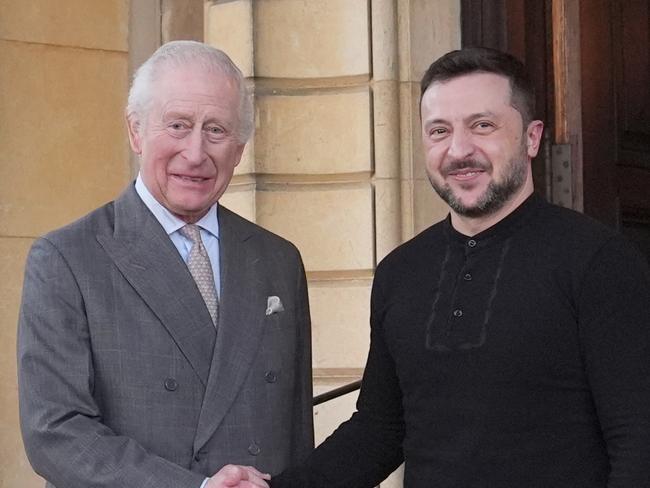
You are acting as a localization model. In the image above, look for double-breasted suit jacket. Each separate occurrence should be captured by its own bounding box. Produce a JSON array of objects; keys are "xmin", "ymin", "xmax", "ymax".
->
[{"xmin": 18, "ymin": 184, "xmax": 314, "ymax": 488}]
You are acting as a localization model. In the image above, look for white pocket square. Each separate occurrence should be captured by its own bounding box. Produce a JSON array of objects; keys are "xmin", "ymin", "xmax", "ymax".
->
[{"xmin": 266, "ymin": 296, "xmax": 285, "ymax": 315}]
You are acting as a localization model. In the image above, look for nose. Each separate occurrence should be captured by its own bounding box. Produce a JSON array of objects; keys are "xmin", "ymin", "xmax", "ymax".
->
[
  {"xmin": 447, "ymin": 128, "xmax": 474, "ymax": 161},
  {"xmin": 181, "ymin": 127, "xmax": 207, "ymax": 164}
]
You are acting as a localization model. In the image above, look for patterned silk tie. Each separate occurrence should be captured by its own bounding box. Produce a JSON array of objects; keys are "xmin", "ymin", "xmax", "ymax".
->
[{"xmin": 180, "ymin": 224, "xmax": 219, "ymax": 326}]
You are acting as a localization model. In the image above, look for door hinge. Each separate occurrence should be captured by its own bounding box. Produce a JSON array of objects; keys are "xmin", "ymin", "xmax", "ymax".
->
[{"xmin": 551, "ymin": 143, "xmax": 572, "ymax": 208}]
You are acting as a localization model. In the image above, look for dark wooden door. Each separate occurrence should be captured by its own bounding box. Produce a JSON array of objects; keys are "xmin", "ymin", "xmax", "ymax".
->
[
  {"xmin": 461, "ymin": 0, "xmax": 650, "ymax": 260},
  {"xmin": 580, "ymin": 0, "xmax": 650, "ymax": 258}
]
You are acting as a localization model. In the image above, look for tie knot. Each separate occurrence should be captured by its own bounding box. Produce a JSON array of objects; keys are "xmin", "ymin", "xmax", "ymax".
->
[{"xmin": 180, "ymin": 224, "xmax": 201, "ymax": 243}]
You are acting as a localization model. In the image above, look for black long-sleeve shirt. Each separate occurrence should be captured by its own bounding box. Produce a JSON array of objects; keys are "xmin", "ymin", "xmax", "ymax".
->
[{"xmin": 273, "ymin": 194, "xmax": 650, "ymax": 487}]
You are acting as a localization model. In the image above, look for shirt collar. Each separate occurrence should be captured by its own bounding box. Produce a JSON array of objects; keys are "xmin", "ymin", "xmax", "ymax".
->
[
  {"xmin": 443, "ymin": 192, "xmax": 544, "ymax": 248},
  {"xmin": 134, "ymin": 174, "xmax": 220, "ymax": 239}
]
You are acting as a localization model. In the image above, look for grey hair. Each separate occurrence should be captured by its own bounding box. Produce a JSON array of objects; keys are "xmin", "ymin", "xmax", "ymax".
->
[{"xmin": 126, "ymin": 40, "xmax": 254, "ymax": 143}]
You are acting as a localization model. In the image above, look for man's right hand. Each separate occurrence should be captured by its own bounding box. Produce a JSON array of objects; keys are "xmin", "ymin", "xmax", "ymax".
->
[{"xmin": 205, "ymin": 465, "xmax": 271, "ymax": 488}]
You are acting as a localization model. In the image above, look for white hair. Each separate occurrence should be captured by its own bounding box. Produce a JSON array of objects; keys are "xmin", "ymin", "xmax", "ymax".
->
[{"xmin": 127, "ymin": 40, "xmax": 254, "ymax": 143}]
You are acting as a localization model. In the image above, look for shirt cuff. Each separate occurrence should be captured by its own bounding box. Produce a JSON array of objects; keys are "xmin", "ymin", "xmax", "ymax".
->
[{"xmin": 200, "ymin": 477, "xmax": 209, "ymax": 488}]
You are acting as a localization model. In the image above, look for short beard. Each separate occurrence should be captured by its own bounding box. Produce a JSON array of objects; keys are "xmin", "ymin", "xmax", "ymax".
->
[{"xmin": 429, "ymin": 149, "xmax": 528, "ymax": 218}]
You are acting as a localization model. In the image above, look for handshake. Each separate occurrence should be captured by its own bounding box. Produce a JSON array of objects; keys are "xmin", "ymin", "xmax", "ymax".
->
[{"xmin": 206, "ymin": 465, "xmax": 271, "ymax": 488}]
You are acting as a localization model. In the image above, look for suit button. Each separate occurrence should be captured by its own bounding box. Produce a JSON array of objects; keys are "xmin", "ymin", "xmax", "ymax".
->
[
  {"xmin": 265, "ymin": 370, "xmax": 277, "ymax": 383},
  {"xmin": 248, "ymin": 442, "xmax": 261, "ymax": 456},
  {"xmin": 164, "ymin": 378, "xmax": 178, "ymax": 391},
  {"xmin": 194, "ymin": 449, "xmax": 207, "ymax": 462}
]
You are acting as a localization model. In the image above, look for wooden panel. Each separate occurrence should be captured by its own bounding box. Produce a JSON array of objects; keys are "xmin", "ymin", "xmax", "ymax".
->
[
  {"xmin": 615, "ymin": 0, "xmax": 650, "ymax": 166},
  {"xmin": 461, "ymin": 0, "xmax": 508, "ymax": 49},
  {"xmin": 552, "ymin": 0, "xmax": 584, "ymax": 210},
  {"xmin": 579, "ymin": 0, "xmax": 619, "ymax": 226},
  {"xmin": 580, "ymin": 0, "xmax": 650, "ymax": 260}
]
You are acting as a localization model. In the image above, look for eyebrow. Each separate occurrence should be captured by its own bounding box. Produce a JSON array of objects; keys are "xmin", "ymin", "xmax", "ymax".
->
[
  {"xmin": 423, "ymin": 111, "xmax": 499, "ymax": 127},
  {"xmin": 466, "ymin": 111, "xmax": 497, "ymax": 121},
  {"xmin": 161, "ymin": 111, "xmax": 226, "ymax": 128},
  {"xmin": 162, "ymin": 110, "xmax": 193, "ymax": 121}
]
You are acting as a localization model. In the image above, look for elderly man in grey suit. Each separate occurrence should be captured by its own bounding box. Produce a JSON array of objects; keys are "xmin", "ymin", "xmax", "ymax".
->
[{"xmin": 17, "ymin": 41, "xmax": 313, "ymax": 488}]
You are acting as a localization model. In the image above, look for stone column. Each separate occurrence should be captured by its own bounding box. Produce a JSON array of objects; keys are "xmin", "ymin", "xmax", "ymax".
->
[
  {"xmin": 204, "ymin": 2, "xmax": 461, "ymax": 486},
  {"xmin": 398, "ymin": 0, "xmax": 461, "ymax": 238},
  {"xmin": 205, "ymin": 0, "xmax": 257, "ymax": 221},
  {"xmin": 372, "ymin": 0, "xmax": 403, "ymax": 262},
  {"xmin": 250, "ymin": 0, "xmax": 375, "ymax": 411},
  {"xmin": 162, "ymin": 0, "xmax": 204, "ymax": 42},
  {"xmin": 206, "ymin": 0, "xmax": 377, "ymax": 458}
]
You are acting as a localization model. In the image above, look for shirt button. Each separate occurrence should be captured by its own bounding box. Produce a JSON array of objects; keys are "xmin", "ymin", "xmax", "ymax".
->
[
  {"xmin": 248, "ymin": 442, "xmax": 261, "ymax": 456},
  {"xmin": 265, "ymin": 370, "xmax": 278, "ymax": 383},
  {"xmin": 463, "ymin": 273, "xmax": 472, "ymax": 281},
  {"xmin": 453, "ymin": 309, "xmax": 463, "ymax": 317},
  {"xmin": 164, "ymin": 378, "xmax": 178, "ymax": 391},
  {"xmin": 467, "ymin": 239, "xmax": 477, "ymax": 248}
]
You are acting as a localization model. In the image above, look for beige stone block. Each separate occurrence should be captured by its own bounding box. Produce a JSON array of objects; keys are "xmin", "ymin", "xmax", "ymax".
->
[
  {"xmin": 313, "ymin": 379, "xmax": 360, "ymax": 445},
  {"xmin": 0, "ymin": 41, "xmax": 131, "ymax": 237},
  {"xmin": 398, "ymin": 0, "xmax": 461, "ymax": 82},
  {"xmin": 256, "ymin": 186, "xmax": 374, "ymax": 271},
  {"xmin": 374, "ymin": 81, "xmax": 400, "ymax": 179},
  {"xmin": 234, "ymin": 141, "xmax": 255, "ymax": 175},
  {"xmin": 205, "ymin": 0, "xmax": 253, "ymax": 77},
  {"xmin": 0, "ymin": 237, "xmax": 42, "ymax": 487},
  {"xmin": 374, "ymin": 178, "xmax": 402, "ymax": 262},
  {"xmin": 254, "ymin": 0, "xmax": 370, "ymax": 78},
  {"xmin": 220, "ymin": 186, "xmax": 256, "ymax": 223},
  {"xmin": 310, "ymin": 281, "xmax": 372, "ymax": 369},
  {"xmin": 0, "ymin": 238, "xmax": 30, "ymax": 382},
  {"xmin": 0, "ymin": 422, "xmax": 43, "ymax": 488},
  {"xmin": 0, "ymin": 1, "xmax": 129, "ymax": 52},
  {"xmin": 380, "ymin": 464, "xmax": 405, "ymax": 488},
  {"xmin": 256, "ymin": 90, "xmax": 372, "ymax": 175},
  {"xmin": 162, "ymin": 0, "xmax": 204, "ymax": 42},
  {"xmin": 128, "ymin": 0, "xmax": 162, "ymax": 84},
  {"xmin": 371, "ymin": 0, "xmax": 399, "ymax": 81},
  {"xmin": 413, "ymin": 178, "xmax": 448, "ymax": 235},
  {"xmin": 400, "ymin": 179, "xmax": 416, "ymax": 240},
  {"xmin": 399, "ymin": 81, "xmax": 426, "ymax": 181}
]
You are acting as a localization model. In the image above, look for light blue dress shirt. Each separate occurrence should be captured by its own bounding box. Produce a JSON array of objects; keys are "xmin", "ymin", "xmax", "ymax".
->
[{"xmin": 134, "ymin": 175, "xmax": 221, "ymax": 297}]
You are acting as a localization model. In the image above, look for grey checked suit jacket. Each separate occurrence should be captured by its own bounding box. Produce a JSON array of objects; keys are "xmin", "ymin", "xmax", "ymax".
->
[{"xmin": 18, "ymin": 184, "xmax": 314, "ymax": 488}]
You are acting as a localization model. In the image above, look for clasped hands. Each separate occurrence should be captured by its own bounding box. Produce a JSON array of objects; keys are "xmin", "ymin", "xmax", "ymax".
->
[{"xmin": 206, "ymin": 464, "xmax": 271, "ymax": 488}]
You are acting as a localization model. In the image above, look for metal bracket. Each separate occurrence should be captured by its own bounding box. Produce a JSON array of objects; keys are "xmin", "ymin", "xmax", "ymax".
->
[{"xmin": 551, "ymin": 143, "xmax": 572, "ymax": 208}]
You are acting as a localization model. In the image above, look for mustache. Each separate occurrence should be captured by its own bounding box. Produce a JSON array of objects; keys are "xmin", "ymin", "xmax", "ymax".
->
[{"xmin": 442, "ymin": 159, "xmax": 491, "ymax": 176}]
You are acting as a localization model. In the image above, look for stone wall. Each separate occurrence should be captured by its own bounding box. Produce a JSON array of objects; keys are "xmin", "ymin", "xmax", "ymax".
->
[{"xmin": 0, "ymin": 2, "xmax": 132, "ymax": 486}]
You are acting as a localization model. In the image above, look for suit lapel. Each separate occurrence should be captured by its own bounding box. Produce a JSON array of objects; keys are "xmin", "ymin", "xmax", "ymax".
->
[
  {"xmin": 96, "ymin": 185, "xmax": 216, "ymax": 387},
  {"xmin": 193, "ymin": 206, "xmax": 267, "ymax": 452}
]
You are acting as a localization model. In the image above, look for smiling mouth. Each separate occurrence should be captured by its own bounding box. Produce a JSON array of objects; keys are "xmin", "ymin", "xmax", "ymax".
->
[
  {"xmin": 172, "ymin": 174, "xmax": 210, "ymax": 183},
  {"xmin": 447, "ymin": 169, "xmax": 486, "ymax": 179}
]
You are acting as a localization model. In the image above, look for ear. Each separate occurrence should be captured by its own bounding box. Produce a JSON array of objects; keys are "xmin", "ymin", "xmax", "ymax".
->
[
  {"xmin": 126, "ymin": 111, "xmax": 143, "ymax": 155},
  {"xmin": 525, "ymin": 120, "xmax": 544, "ymax": 158}
]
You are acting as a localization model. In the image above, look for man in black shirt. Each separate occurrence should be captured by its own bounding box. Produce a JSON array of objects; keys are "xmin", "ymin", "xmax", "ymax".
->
[{"xmin": 269, "ymin": 48, "xmax": 650, "ymax": 487}]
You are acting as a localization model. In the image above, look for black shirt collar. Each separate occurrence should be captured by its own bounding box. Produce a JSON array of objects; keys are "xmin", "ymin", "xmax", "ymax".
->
[{"xmin": 443, "ymin": 192, "xmax": 546, "ymax": 249}]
